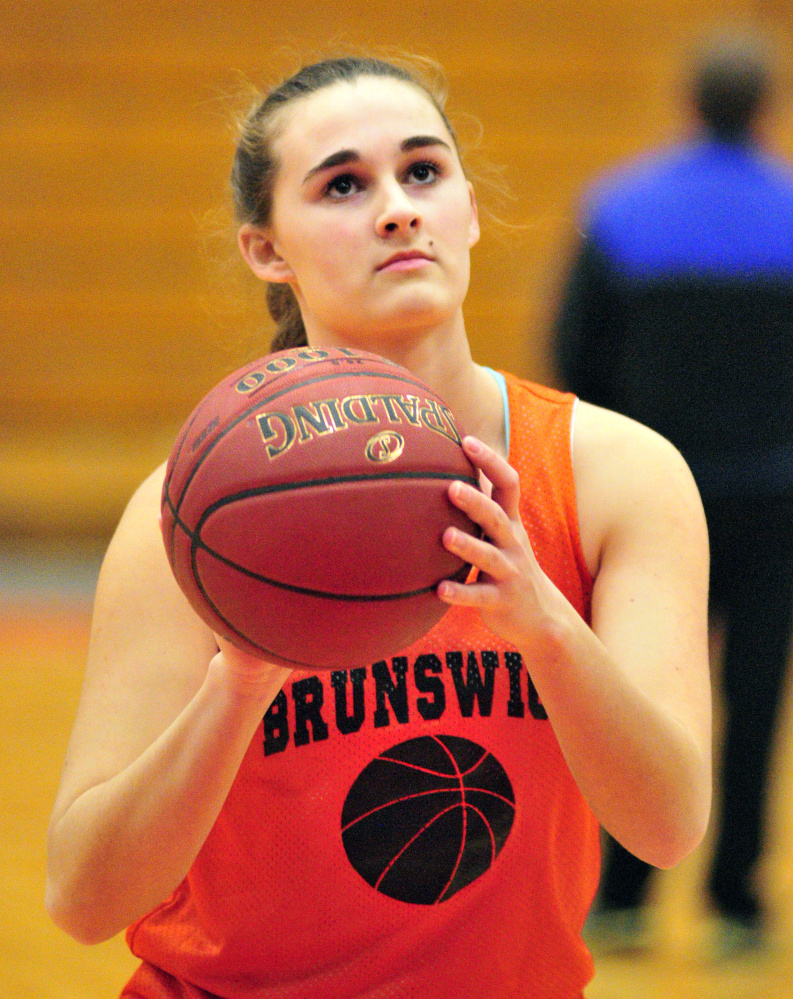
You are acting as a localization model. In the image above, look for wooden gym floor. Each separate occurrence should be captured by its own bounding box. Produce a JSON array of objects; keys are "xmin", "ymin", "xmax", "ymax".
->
[{"xmin": 4, "ymin": 542, "xmax": 793, "ymax": 999}]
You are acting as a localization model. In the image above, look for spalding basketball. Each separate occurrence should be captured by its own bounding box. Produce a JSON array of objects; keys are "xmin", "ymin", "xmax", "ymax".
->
[{"xmin": 161, "ymin": 346, "xmax": 480, "ymax": 669}]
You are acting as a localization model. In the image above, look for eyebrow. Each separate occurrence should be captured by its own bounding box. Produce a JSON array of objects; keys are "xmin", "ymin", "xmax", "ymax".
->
[{"xmin": 302, "ymin": 135, "xmax": 453, "ymax": 183}]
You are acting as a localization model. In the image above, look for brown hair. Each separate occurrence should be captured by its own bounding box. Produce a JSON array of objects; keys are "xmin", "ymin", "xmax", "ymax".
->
[{"xmin": 231, "ymin": 56, "xmax": 458, "ymax": 352}]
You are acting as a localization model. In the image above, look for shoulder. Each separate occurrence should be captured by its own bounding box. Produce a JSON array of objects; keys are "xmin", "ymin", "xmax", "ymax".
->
[
  {"xmin": 571, "ymin": 402, "xmax": 707, "ymax": 579},
  {"xmin": 125, "ymin": 461, "xmax": 167, "ymax": 516},
  {"xmin": 578, "ymin": 146, "xmax": 699, "ymax": 267},
  {"xmin": 583, "ymin": 144, "xmax": 690, "ymax": 220},
  {"xmin": 109, "ymin": 462, "xmax": 167, "ymax": 555},
  {"xmin": 755, "ymin": 149, "xmax": 793, "ymax": 200},
  {"xmin": 94, "ymin": 462, "xmax": 202, "ymax": 633}
]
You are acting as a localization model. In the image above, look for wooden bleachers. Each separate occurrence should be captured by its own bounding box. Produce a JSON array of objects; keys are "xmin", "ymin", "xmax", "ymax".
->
[{"xmin": 1, "ymin": 0, "xmax": 782, "ymax": 536}]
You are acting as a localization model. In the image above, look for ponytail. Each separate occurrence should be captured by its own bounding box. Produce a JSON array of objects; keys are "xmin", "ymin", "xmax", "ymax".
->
[{"xmin": 266, "ymin": 283, "xmax": 308, "ymax": 351}]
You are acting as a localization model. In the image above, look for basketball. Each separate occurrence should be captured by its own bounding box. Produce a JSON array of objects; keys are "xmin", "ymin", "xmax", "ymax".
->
[
  {"xmin": 160, "ymin": 346, "xmax": 481, "ymax": 669},
  {"xmin": 341, "ymin": 735, "xmax": 515, "ymax": 904}
]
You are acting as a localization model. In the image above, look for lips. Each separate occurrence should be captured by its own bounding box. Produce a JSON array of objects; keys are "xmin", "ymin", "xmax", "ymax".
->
[{"xmin": 376, "ymin": 250, "xmax": 434, "ymax": 272}]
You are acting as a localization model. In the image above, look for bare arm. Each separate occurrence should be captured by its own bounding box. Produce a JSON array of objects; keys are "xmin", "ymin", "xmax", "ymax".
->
[
  {"xmin": 438, "ymin": 407, "xmax": 711, "ymax": 868},
  {"xmin": 45, "ymin": 466, "xmax": 292, "ymax": 944}
]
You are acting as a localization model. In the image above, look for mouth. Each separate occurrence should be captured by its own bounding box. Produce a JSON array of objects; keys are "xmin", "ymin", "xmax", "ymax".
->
[{"xmin": 376, "ymin": 250, "xmax": 434, "ymax": 273}]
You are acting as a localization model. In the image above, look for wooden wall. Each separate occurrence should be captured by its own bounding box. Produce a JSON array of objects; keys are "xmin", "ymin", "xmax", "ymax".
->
[{"xmin": 3, "ymin": 0, "xmax": 792, "ymax": 536}]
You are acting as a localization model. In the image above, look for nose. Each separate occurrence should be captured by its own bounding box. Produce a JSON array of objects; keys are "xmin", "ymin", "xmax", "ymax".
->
[{"xmin": 375, "ymin": 181, "xmax": 422, "ymax": 238}]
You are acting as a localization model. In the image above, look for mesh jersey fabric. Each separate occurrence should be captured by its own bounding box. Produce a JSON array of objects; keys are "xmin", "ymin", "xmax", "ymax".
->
[{"xmin": 122, "ymin": 374, "xmax": 599, "ymax": 999}]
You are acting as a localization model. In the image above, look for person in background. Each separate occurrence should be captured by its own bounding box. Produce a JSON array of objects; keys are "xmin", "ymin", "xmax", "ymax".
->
[{"xmin": 553, "ymin": 27, "xmax": 793, "ymax": 959}]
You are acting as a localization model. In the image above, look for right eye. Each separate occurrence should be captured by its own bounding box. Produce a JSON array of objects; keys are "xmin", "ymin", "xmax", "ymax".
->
[{"xmin": 325, "ymin": 174, "xmax": 362, "ymax": 199}]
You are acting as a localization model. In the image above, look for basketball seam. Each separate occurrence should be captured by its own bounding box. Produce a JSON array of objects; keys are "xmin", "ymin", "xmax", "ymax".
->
[
  {"xmin": 195, "ymin": 468, "xmax": 479, "ymax": 516},
  {"xmin": 184, "ymin": 471, "xmax": 474, "ymax": 602},
  {"xmin": 183, "ymin": 537, "xmax": 469, "ymax": 667},
  {"xmin": 162, "ymin": 403, "xmax": 207, "ymax": 568},
  {"xmin": 169, "ymin": 364, "xmax": 456, "ymax": 522},
  {"xmin": 177, "ymin": 575, "xmax": 322, "ymax": 667},
  {"xmin": 189, "ymin": 538, "xmax": 471, "ymax": 602}
]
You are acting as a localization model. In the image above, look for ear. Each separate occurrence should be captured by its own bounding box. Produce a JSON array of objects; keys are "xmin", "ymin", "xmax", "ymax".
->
[
  {"xmin": 467, "ymin": 182, "xmax": 481, "ymax": 250},
  {"xmin": 237, "ymin": 224, "xmax": 295, "ymax": 283}
]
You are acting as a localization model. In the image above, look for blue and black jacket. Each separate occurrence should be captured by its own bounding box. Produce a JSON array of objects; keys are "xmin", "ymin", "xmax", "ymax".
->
[{"xmin": 554, "ymin": 138, "xmax": 793, "ymax": 496}]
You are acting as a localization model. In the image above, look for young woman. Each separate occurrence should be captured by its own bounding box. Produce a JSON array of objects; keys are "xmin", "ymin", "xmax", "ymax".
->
[{"xmin": 46, "ymin": 58, "xmax": 711, "ymax": 999}]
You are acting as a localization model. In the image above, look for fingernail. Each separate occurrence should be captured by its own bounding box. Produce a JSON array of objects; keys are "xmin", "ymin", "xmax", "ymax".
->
[{"xmin": 464, "ymin": 436, "xmax": 481, "ymax": 455}]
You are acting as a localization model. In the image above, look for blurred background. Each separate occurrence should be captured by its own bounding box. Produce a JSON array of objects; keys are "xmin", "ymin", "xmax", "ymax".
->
[{"xmin": 3, "ymin": 1, "xmax": 793, "ymax": 996}]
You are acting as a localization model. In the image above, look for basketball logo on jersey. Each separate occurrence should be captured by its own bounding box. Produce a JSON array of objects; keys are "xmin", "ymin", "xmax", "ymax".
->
[{"xmin": 341, "ymin": 735, "xmax": 515, "ymax": 904}]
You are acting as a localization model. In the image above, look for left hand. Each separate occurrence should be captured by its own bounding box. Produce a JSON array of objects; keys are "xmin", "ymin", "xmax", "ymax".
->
[
  {"xmin": 213, "ymin": 633, "xmax": 294, "ymax": 695},
  {"xmin": 438, "ymin": 436, "xmax": 566, "ymax": 649}
]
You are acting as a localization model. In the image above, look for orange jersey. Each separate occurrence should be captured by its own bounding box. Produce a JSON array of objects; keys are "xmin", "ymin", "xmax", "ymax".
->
[{"xmin": 122, "ymin": 376, "xmax": 599, "ymax": 999}]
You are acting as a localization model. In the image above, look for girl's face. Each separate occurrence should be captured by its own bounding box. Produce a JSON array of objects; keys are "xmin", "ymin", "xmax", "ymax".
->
[{"xmin": 241, "ymin": 76, "xmax": 480, "ymax": 348}]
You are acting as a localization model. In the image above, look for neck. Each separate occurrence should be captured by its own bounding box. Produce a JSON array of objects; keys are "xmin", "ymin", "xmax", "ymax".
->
[{"xmin": 306, "ymin": 314, "xmax": 506, "ymax": 457}]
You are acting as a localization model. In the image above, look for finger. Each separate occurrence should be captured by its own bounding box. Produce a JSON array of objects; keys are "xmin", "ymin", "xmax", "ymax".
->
[
  {"xmin": 463, "ymin": 437, "xmax": 521, "ymax": 520},
  {"xmin": 443, "ymin": 525, "xmax": 513, "ymax": 581},
  {"xmin": 437, "ymin": 576, "xmax": 499, "ymax": 607},
  {"xmin": 448, "ymin": 479, "xmax": 516, "ymax": 550}
]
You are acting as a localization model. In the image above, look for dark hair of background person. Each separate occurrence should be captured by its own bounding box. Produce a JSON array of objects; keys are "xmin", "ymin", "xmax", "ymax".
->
[{"xmin": 690, "ymin": 30, "xmax": 775, "ymax": 142}]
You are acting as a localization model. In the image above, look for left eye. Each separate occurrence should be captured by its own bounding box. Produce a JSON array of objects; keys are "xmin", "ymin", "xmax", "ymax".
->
[{"xmin": 407, "ymin": 162, "xmax": 439, "ymax": 184}]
